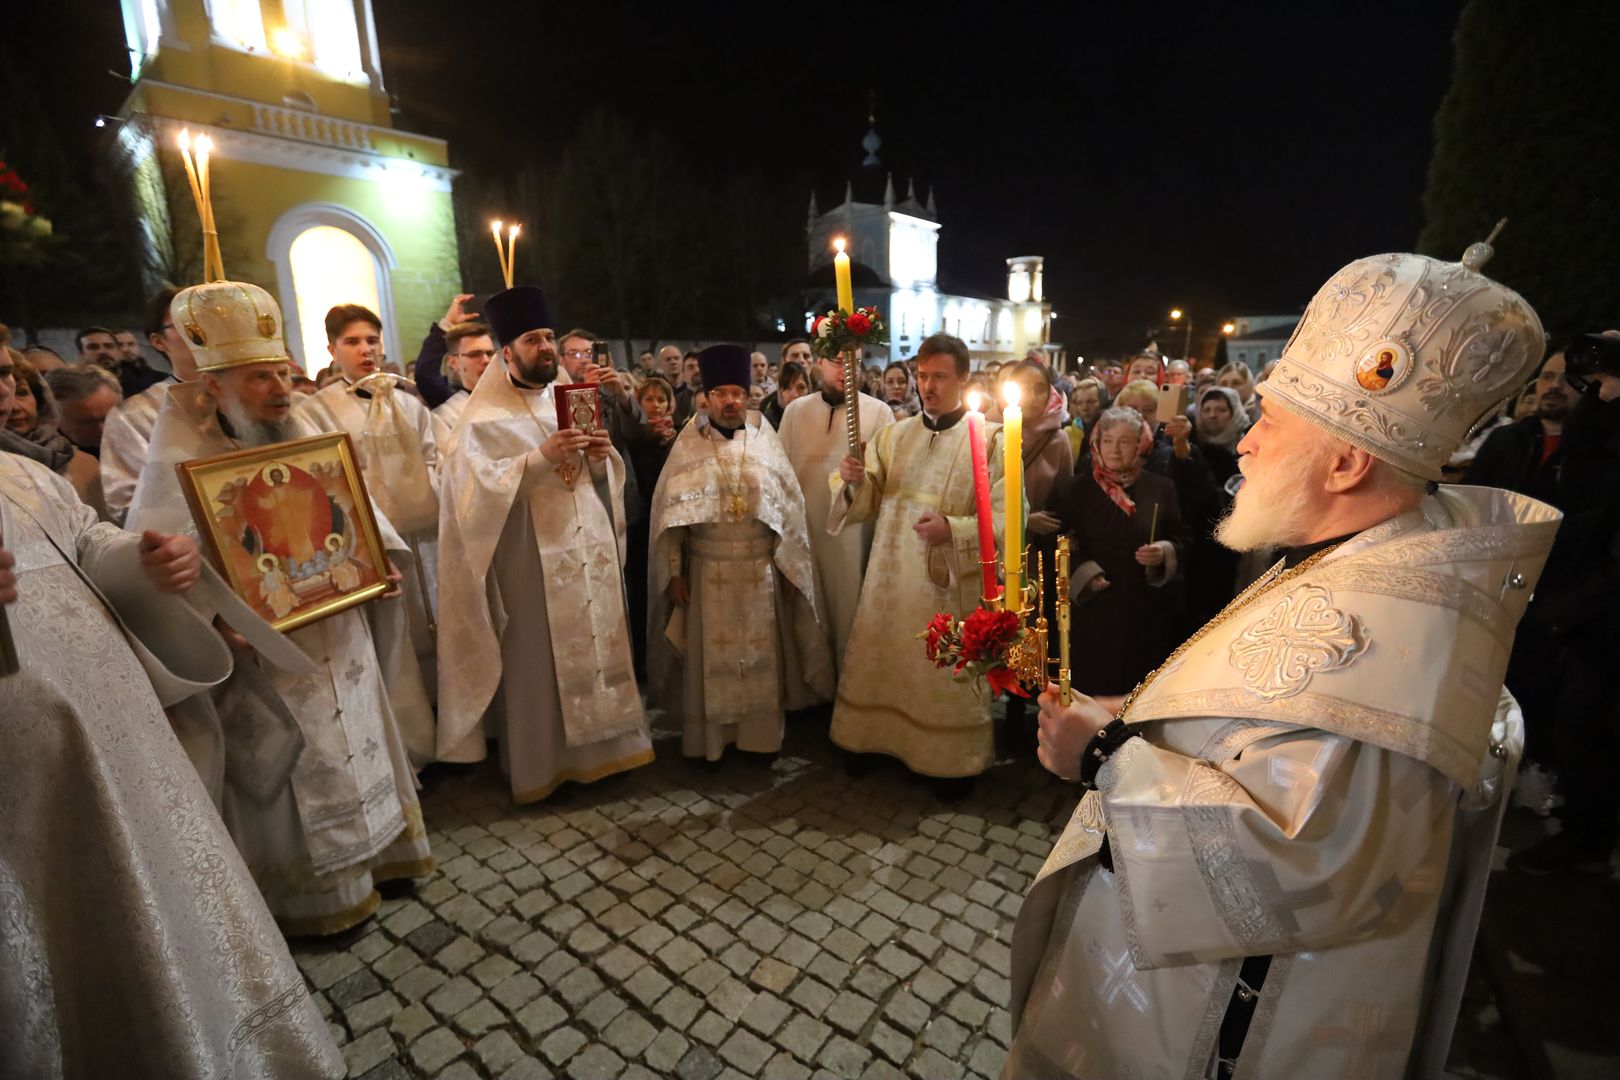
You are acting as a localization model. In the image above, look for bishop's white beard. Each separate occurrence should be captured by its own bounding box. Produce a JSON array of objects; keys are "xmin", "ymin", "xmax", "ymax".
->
[
  {"xmin": 220, "ymin": 397, "xmax": 300, "ymax": 449},
  {"xmin": 1215, "ymin": 441, "xmax": 1332, "ymax": 552}
]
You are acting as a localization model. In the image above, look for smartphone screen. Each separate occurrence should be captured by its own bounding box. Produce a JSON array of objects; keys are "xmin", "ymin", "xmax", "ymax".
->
[{"xmin": 592, "ymin": 341, "xmax": 613, "ymax": 371}]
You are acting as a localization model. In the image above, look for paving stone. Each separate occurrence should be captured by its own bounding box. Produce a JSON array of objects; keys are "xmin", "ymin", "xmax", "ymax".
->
[
  {"xmin": 912, "ymin": 967, "xmax": 955, "ymax": 1005},
  {"xmin": 739, "ymin": 989, "xmax": 791, "ymax": 1037},
  {"xmin": 389, "ymin": 1001, "xmax": 435, "ymax": 1042},
  {"xmin": 343, "ymin": 990, "xmax": 401, "ymax": 1034},
  {"xmin": 763, "ymin": 1051, "xmax": 814, "ymax": 1080},
  {"xmin": 776, "ymin": 1013, "xmax": 833, "ymax": 1061},
  {"xmin": 689, "ymin": 1009, "xmax": 733, "ymax": 1047},
  {"xmin": 491, "ymin": 972, "xmax": 542, "ymax": 1013},
  {"xmin": 579, "ymin": 988, "xmax": 628, "ymax": 1032},
  {"xmin": 654, "ymin": 986, "xmax": 705, "ymax": 1029},
  {"xmin": 967, "ymin": 1039, "xmax": 1006, "ymax": 1078},
  {"xmin": 912, "ymin": 1046, "xmax": 967, "ymax": 1080},
  {"xmin": 684, "ymin": 958, "xmax": 730, "ymax": 995},
  {"xmin": 571, "ymin": 1043, "xmax": 626, "ymax": 1077},
  {"xmin": 328, "ymin": 968, "xmax": 383, "ymax": 1009},
  {"xmin": 645, "ymin": 1027, "xmax": 691, "ymax": 1072},
  {"xmin": 510, "ymin": 929, "xmax": 557, "ymax": 965},
  {"xmin": 657, "ymin": 935, "xmax": 705, "ymax": 974},
  {"xmin": 373, "ymin": 944, "xmax": 424, "ymax": 982},
  {"xmin": 356, "ymin": 1059, "xmax": 411, "ymax": 1080},
  {"xmin": 883, "ymin": 990, "xmax": 930, "ymax": 1035},
  {"xmin": 676, "ymin": 1045, "xmax": 724, "ymax": 1080},
  {"xmin": 825, "ymin": 990, "xmax": 877, "ymax": 1036},
  {"xmin": 342, "ymin": 1027, "xmax": 397, "ymax": 1076},
  {"xmin": 624, "ymin": 964, "xmax": 674, "ymax": 1007},
  {"xmin": 816, "ymin": 1034, "xmax": 873, "ymax": 1079},
  {"xmin": 921, "ymin": 1014, "xmax": 970, "ymax": 1057},
  {"xmin": 474, "ymin": 1029, "xmax": 526, "ymax": 1073},
  {"xmin": 787, "ymin": 977, "xmax": 836, "ymax": 1016},
  {"xmin": 513, "ymin": 994, "xmax": 568, "ymax": 1039},
  {"xmin": 538, "ymin": 1025, "xmax": 587, "ymax": 1066},
  {"xmin": 452, "ymin": 998, "xmax": 506, "ymax": 1037},
  {"xmin": 706, "ymin": 976, "xmax": 756, "ymax": 1021},
  {"xmin": 381, "ymin": 901, "xmax": 433, "ymax": 939},
  {"xmin": 434, "ymin": 936, "xmax": 486, "ymax": 974},
  {"xmin": 719, "ymin": 1028, "xmax": 775, "ymax": 1074},
  {"xmin": 425, "ymin": 975, "xmax": 482, "ymax": 1019},
  {"xmin": 408, "ymin": 1026, "xmax": 465, "ymax": 1072},
  {"xmin": 603, "ymin": 1008, "xmax": 659, "ymax": 1058},
  {"xmin": 868, "ymin": 1020, "xmax": 912, "ymax": 1065},
  {"xmin": 554, "ymin": 965, "xmax": 605, "ymax": 1008}
]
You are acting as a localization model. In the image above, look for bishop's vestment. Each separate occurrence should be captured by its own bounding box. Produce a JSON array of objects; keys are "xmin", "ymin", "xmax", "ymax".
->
[
  {"xmin": 1004, "ymin": 488, "xmax": 1560, "ymax": 1080},
  {"xmin": 775, "ymin": 389, "xmax": 894, "ymax": 668},
  {"xmin": 829, "ymin": 410, "xmax": 1009, "ymax": 777},
  {"xmin": 126, "ymin": 385, "xmax": 435, "ymax": 936},
  {"xmin": 435, "ymin": 361, "xmax": 652, "ymax": 802},
  {"xmin": 647, "ymin": 415, "xmax": 834, "ymax": 760},
  {"xmin": 0, "ymin": 452, "xmax": 344, "ymax": 1078}
]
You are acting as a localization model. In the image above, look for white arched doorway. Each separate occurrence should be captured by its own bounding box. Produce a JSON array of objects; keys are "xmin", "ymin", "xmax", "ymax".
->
[{"xmin": 267, "ymin": 204, "xmax": 397, "ymax": 373}]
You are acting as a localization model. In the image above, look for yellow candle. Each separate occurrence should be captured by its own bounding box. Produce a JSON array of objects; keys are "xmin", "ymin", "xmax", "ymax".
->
[
  {"xmin": 833, "ymin": 237, "xmax": 853, "ymax": 314},
  {"xmin": 1002, "ymin": 381, "xmax": 1024, "ymax": 606},
  {"xmin": 506, "ymin": 223, "xmax": 520, "ymax": 288}
]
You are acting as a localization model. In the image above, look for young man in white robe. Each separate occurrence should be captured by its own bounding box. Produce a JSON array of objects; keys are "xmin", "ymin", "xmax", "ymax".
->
[
  {"xmin": 101, "ymin": 286, "xmax": 193, "ymax": 524},
  {"xmin": 127, "ymin": 281, "xmax": 435, "ymax": 937},
  {"xmin": 1006, "ymin": 243, "xmax": 1560, "ymax": 1080},
  {"xmin": 646, "ymin": 344, "xmax": 834, "ymax": 763},
  {"xmin": 0, "ymin": 430, "xmax": 343, "ymax": 1077},
  {"xmin": 830, "ymin": 333, "xmax": 1010, "ymax": 797},
  {"xmin": 435, "ymin": 284, "xmax": 652, "ymax": 803},
  {"xmin": 295, "ymin": 302, "xmax": 438, "ymax": 758},
  {"xmin": 431, "ymin": 320, "xmax": 496, "ymax": 446},
  {"xmin": 776, "ymin": 347, "xmax": 894, "ymax": 669}
]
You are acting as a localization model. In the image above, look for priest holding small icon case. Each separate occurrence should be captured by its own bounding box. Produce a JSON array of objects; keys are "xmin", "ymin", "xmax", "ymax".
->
[{"xmin": 435, "ymin": 285, "xmax": 652, "ymax": 803}]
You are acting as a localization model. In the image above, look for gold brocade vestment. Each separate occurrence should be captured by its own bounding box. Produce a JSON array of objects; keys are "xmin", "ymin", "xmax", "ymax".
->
[{"xmin": 828, "ymin": 413, "xmax": 1009, "ymax": 778}]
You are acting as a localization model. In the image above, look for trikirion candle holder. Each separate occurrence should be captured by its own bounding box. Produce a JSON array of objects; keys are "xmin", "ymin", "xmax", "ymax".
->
[
  {"xmin": 980, "ymin": 557, "xmax": 1004, "ymax": 610},
  {"xmin": 1055, "ymin": 535, "xmax": 1072, "ymax": 705}
]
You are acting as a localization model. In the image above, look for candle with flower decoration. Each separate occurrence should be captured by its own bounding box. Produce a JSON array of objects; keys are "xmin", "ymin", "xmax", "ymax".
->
[
  {"xmin": 833, "ymin": 237, "xmax": 853, "ymax": 314},
  {"xmin": 964, "ymin": 391, "xmax": 999, "ymax": 604},
  {"xmin": 1001, "ymin": 381, "xmax": 1024, "ymax": 605}
]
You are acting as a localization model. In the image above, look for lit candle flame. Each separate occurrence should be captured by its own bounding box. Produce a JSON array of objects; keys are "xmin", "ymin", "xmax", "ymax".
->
[
  {"xmin": 966, "ymin": 389, "xmax": 982, "ymax": 413},
  {"xmin": 833, "ymin": 237, "xmax": 846, "ymax": 254},
  {"xmin": 491, "ymin": 220, "xmax": 503, "ymax": 236},
  {"xmin": 195, "ymin": 133, "xmax": 213, "ymax": 155},
  {"xmin": 1002, "ymin": 382, "xmax": 1022, "ymax": 409},
  {"xmin": 508, "ymin": 224, "xmax": 520, "ymax": 240},
  {"xmin": 177, "ymin": 128, "xmax": 191, "ymax": 151}
]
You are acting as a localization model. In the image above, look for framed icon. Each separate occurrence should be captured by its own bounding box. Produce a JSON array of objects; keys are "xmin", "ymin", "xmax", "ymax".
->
[{"xmin": 176, "ymin": 432, "xmax": 390, "ymax": 632}]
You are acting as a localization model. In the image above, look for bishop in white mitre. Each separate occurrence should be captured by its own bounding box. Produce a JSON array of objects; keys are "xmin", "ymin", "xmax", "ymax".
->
[
  {"xmin": 1005, "ymin": 245, "xmax": 1561, "ymax": 1080},
  {"xmin": 435, "ymin": 285, "xmax": 651, "ymax": 802},
  {"xmin": 830, "ymin": 333, "xmax": 1009, "ymax": 783},
  {"xmin": 647, "ymin": 344, "xmax": 834, "ymax": 761},
  {"xmin": 0, "ymin": 449, "xmax": 343, "ymax": 1078},
  {"xmin": 127, "ymin": 281, "xmax": 434, "ymax": 937},
  {"xmin": 100, "ymin": 285, "xmax": 192, "ymax": 524},
  {"xmin": 295, "ymin": 303, "xmax": 438, "ymax": 762},
  {"xmin": 775, "ymin": 347, "xmax": 893, "ymax": 668}
]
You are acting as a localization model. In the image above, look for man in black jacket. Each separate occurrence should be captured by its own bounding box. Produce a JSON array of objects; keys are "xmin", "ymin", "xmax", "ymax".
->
[
  {"xmin": 1507, "ymin": 337, "xmax": 1620, "ymax": 875},
  {"xmin": 1464, "ymin": 350, "xmax": 1576, "ymax": 502}
]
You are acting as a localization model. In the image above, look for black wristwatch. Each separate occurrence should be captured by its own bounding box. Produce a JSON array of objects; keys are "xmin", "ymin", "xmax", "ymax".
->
[{"xmin": 1077, "ymin": 719, "xmax": 1132, "ymax": 790}]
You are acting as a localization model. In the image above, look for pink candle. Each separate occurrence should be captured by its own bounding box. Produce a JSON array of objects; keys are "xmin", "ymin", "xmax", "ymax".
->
[{"xmin": 965, "ymin": 392, "xmax": 999, "ymax": 604}]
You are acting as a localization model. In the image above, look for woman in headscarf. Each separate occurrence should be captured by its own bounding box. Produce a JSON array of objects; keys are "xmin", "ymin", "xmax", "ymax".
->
[
  {"xmin": 1183, "ymin": 383, "xmax": 1250, "ymax": 622},
  {"xmin": 1055, "ymin": 406, "xmax": 1187, "ymax": 696},
  {"xmin": 1, "ymin": 349, "xmax": 104, "ymax": 513},
  {"xmin": 1216, "ymin": 360, "xmax": 1261, "ymax": 424}
]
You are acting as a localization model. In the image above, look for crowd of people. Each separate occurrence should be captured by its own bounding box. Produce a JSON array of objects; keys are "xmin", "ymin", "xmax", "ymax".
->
[{"xmin": 3, "ymin": 229, "xmax": 1617, "ymax": 1076}]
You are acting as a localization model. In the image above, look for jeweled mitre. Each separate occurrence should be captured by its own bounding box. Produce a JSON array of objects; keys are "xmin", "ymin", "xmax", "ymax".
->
[
  {"xmin": 170, "ymin": 281, "xmax": 291, "ymax": 374},
  {"xmin": 1260, "ymin": 239, "xmax": 1544, "ymax": 481}
]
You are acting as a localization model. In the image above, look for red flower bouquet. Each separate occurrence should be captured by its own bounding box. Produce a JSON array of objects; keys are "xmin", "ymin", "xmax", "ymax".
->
[
  {"xmin": 918, "ymin": 604, "xmax": 1030, "ymax": 697},
  {"xmin": 810, "ymin": 305, "xmax": 889, "ymax": 360}
]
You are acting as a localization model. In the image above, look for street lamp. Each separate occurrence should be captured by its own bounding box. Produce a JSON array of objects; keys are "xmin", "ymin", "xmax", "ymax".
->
[{"xmin": 1221, "ymin": 322, "xmax": 1236, "ymax": 335}]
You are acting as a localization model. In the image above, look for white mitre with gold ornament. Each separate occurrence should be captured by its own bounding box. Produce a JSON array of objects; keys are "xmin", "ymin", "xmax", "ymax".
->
[
  {"xmin": 171, "ymin": 280, "xmax": 292, "ymax": 373},
  {"xmin": 1122, "ymin": 234, "xmax": 1562, "ymax": 789},
  {"xmin": 1259, "ymin": 227, "xmax": 1545, "ymax": 480}
]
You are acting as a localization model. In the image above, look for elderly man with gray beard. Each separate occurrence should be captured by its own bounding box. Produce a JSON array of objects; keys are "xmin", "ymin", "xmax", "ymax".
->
[
  {"xmin": 125, "ymin": 280, "xmax": 434, "ymax": 937},
  {"xmin": 1004, "ymin": 238, "xmax": 1562, "ymax": 1080}
]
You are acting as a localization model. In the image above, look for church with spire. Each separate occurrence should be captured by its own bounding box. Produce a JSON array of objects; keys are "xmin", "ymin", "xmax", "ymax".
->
[{"xmin": 804, "ymin": 118, "xmax": 1055, "ymax": 367}]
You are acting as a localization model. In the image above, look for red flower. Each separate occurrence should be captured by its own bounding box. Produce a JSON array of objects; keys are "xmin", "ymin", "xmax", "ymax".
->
[
  {"xmin": 845, "ymin": 312, "xmax": 872, "ymax": 335},
  {"xmin": 959, "ymin": 607, "xmax": 1021, "ymax": 662},
  {"xmin": 985, "ymin": 665, "xmax": 1031, "ymax": 698},
  {"xmin": 811, "ymin": 315, "xmax": 826, "ymax": 336},
  {"xmin": 923, "ymin": 612, "xmax": 955, "ymax": 661}
]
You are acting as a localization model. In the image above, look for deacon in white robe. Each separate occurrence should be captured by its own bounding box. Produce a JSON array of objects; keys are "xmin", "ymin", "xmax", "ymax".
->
[
  {"xmin": 101, "ymin": 286, "xmax": 195, "ymax": 524},
  {"xmin": 829, "ymin": 334, "xmax": 1010, "ymax": 780},
  {"xmin": 430, "ymin": 321, "xmax": 497, "ymax": 448},
  {"xmin": 1007, "ymin": 246, "xmax": 1558, "ymax": 1079},
  {"xmin": 647, "ymin": 344, "xmax": 834, "ymax": 761},
  {"xmin": 128, "ymin": 281, "xmax": 434, "ymax": 937},
  {"xmin": 0, "ymin": 452, "xmax": 343, "ymax": 1079},
  {"xmin": 296, "ymin": 307, "xmax": 439, "ymax": 759},
  {"xmin": 776, "ymin": 351, "xmax": 893, "ymax": 668},
  {"xmin": 435, "ymin": 285, "xmax": 652, "ymax": 802}
]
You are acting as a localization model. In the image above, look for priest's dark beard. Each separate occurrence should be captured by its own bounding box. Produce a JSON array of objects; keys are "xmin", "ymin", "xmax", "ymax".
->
[
  {"xmin": 220, "ymin": 398, "xmax": 300, "ymax": 448},
  {"xmin": 512, "ymin": 353, "xmax": 557, "ymax": 386}
]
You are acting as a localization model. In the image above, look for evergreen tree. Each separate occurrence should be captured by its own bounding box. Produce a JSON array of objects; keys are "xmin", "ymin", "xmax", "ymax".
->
[{"xmin": 1417, "ymin": 0, "xmax": 1620, "ymax": 343}]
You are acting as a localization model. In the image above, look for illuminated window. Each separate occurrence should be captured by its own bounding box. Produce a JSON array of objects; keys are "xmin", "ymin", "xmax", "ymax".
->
[
  {"xmin": 287, "ymin": 225, "xmax": 382, "ymax": 372},
  {"xmin": 273, "ymin": 0, "xmax": 364, "ymax": 77},
  {"xmin": 209, "ymin": 0, "xmax": 266, "ymax": 51},
  {"xmin": 997, "ymin": 308, "xmax": 1013, "ymax": 343},
  {"xmin": 124, "ymin": 0, "xmax": 163, "ymax": 61}
]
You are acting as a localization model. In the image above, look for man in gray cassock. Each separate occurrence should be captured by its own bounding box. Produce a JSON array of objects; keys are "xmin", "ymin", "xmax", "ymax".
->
[
  {"xmin": 646, "ymin": 344, "xmax": 833, "ymax": 762},
  {"xmin": 435, "ymin": 284, "xmax": 652, "ymax": 803}
]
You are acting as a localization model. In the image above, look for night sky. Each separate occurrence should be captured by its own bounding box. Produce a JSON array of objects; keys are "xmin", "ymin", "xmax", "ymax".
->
[{"xmin": 15, "ymin": 0, "xmax": 1465, "ymax": 354}]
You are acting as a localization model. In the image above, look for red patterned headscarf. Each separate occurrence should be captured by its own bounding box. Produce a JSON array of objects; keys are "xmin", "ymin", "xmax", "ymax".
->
[{"xmin": 1089, "ymin": 408, "xmax": 1154, "ymax": 516}]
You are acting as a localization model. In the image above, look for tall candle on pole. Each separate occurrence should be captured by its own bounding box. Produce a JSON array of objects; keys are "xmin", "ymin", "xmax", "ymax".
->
[
  {"xmin": 964, "ymin": 391, "xmax": 1000, "ymax": 605},
  {"xmin": 1002, "ymin": 381, "xmax": 1024, "ymax": 606},
  {"xmin": 833, "ymin": 237, "xmax": 853, "ymax": 314},
  {"xmin": 833, "ymin": 237, "xmax": 860, "ymax": 459}
]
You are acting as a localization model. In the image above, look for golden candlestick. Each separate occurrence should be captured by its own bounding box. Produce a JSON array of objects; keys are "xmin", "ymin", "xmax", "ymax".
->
[{"xmin": 1056, "ymin": 536, "xmax": 1071, "ymax": 705}]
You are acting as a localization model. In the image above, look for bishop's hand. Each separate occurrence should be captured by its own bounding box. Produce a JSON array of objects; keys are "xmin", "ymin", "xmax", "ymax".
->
[
  {"xmin": 540, "ymin": 428, "xmax": 592, "ymax": 465},
  {"xmin": 583, "ymin": 432, "xmax": 612, "ymax": 463},
  {"xmin": 838, "ymin": 454, "xmax": 865, "ymax": 485},
  {"xmin": 1036, "ymin": 684, "xmax": 1114, "ymax": 782},
  {"xmin": 139, "ymin": 530, "xmax": 200, "ymax": 595}
]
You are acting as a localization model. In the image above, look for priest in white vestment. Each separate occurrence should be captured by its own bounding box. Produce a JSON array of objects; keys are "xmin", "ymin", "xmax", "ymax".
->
[
  {"xmin": 127, "ymin": 281, "xmax": 434, "ymax": 937},
  {"xmin": 776, "ymin": 348, "xmax": 893, "ymax": 669},
  {"xmin": 830, "ymin": 333, "xmax": 1009, "ymax": 786},
  {"xmin": 0, "ymin": 451, "xmax": 343, "ymax": 1079},
  {"xmin": 295, "ymin": 304, "xmax": 439, "ymax": 755},
  {"xmin": 1005, "ymin": 244, "xmax": 1561, "ymax": 1080},
  {"xmin": 101, "ymin": 285, "xmax": 194, "ymax": 524},
  {"xmin": 435, "ymin": 285, "xmax": 652, "ymax": 802},
  {"xmin": 430, "ymin": 320, "xmax": 496, "ymax": 447},
  {"xmin": 647, "ymin": 344, "xmax": 834, "ymax": 762}
]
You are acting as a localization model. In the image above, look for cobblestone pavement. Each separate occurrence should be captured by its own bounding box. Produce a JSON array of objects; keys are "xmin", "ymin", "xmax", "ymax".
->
[{"xmin": 292, "ymin": 714, "xmax": 1075, "ymax": 1080}]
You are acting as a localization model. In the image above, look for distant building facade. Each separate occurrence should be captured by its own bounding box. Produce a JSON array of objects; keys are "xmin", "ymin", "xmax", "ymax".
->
[{"xmin": 1226, "ymin": 314, "xmax": 1300, "ymax": 372}]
